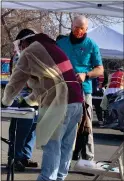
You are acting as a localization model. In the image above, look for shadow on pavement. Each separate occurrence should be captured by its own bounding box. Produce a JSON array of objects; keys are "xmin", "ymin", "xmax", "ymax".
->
[
  {"xmin": 68, "ymin": 170, "xmax": 95, "ymax": 176},
  {"xmin": 1, "ymin": 165, "xmax": 41, "ymax": 174},
  {"xmin": 94, "ymin": 132, "xmax": 124, "ymax": 146},
  {"xmin": 1, "ymin": 165, "xmax": 95, "ymax": 177}
]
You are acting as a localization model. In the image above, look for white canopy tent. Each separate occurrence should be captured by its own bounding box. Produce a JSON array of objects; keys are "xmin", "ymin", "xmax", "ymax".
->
[
  {"xmin": 2, "ymin": 1, "xmax": 124, "ymax": 18},
  {"xmin": 2, "ymin": 1, "xmax": 123, "ymax": 59},
  {"xmin": 87, "ymin": 25, "xmax": 124, "ymax": 59}
]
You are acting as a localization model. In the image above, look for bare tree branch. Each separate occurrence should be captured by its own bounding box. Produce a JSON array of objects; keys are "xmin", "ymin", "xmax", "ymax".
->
[
  {"xmin": 93, "ymin": 15, "xmax": 123, "ymax": 25},
  {"xmin": 10, "ymin": 17, "xmax": 40, "ymax": 30},
  {"xmin": 9, "ymin": 14, "xmax": 47, "ymax": 30},
  {"xmin": 1, "ymin": 43, "xmax": 9, "ymax": 49},
  {"xmin": 69, "ymin": 13, "xmax": 73, "ymax": 24},
  {"xmin": 2, "ymin": 9, "xmax": 15, "ymax": 18},
  {"xmin": 59, "ymin": 12, "xmax": 63, "ymax": 34},
  {"xmin": 55, "ymin": 12, "xmax": 71, "ymax": 30},
  {"xmin": 1, "ymin": 16, "xmax": 13, "ymax": 41},
  {"xmin": 1, "ymin": 9, "xmax": 123, "ymax": 57}
]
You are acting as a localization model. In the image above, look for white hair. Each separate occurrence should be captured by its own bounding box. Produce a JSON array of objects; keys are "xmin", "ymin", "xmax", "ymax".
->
[{"xmin": 73, "ymin": 15, "xmax": 88, "ymax": 27}]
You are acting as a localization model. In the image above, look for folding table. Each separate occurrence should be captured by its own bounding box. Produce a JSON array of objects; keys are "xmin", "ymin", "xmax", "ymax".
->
[{"xmin": 1, "ymin": 107, "xmax": 36, "ymax": 181}]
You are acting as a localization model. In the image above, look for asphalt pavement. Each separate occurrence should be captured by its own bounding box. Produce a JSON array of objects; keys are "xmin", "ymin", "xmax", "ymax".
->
[{"xmin": 1, "ymin": 114, "xmax": 124, "ymax": 181}]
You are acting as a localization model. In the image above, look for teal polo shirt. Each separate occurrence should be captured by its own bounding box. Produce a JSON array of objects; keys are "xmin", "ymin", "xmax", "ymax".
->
[{"xmin": 57, "ymin": 36, "xmax": 102, "ymax": 94}]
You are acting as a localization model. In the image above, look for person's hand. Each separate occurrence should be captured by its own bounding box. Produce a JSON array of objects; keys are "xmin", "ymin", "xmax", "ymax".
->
[
  {"xmin": 18, "ymin": 98, "xmax": 38, "ymax": 110},
  {"xmin": 76, "ymin": 73, "xmax": 86, "ymax": 83},
  {"xmin": 1, "ymin": 102, "xmax": 8, "ymax": 108},
  {"xmin": 18, "ymin": 98, "xmax": 29, "ymax": 108}
]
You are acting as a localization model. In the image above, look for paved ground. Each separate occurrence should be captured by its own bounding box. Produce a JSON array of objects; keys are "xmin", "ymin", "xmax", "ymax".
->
[{"xmin": 1, "ymin": 114, "xmax": 124, "ymax": 181}]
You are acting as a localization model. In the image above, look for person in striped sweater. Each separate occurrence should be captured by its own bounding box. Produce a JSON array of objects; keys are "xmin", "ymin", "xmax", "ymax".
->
[{"xmin": 2, "ymin": 29, "xmax": 83, "ymax": 181}]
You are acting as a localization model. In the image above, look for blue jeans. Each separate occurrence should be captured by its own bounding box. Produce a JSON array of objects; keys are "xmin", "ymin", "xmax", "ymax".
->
[
  {"xmin": 37, "ymin": 103, "xmax": 83, "ymax": 181},
  {"xmin": 8, "ymin": 89, "xmax": 37, "ymax": 160}
]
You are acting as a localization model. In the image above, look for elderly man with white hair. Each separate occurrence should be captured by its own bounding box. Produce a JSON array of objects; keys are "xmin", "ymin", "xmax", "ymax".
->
[{"xmin": 57, "ymin": 15, "xmax": 104, "ymax": 161}]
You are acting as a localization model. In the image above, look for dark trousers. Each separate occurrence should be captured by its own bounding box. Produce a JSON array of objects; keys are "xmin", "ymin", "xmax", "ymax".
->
[
  {"xmin": 8, "ymin": 89, "xmax": 37, "ymax": 160},
  {"xmin": 73, "ymin": 132, "xmax": 89, "ymax": 160},
  {"xmin": 92, "ymin": 98, "xmax": 103, "ymax": 122},
  {"xmin": 8, "ymin": 117, "xmax": 37, "ymax": 160}
]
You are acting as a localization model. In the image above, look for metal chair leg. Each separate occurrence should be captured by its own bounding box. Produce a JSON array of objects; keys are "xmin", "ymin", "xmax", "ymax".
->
[
  {"xmin": 7, "ymin": 156, "xmax": 13, "ymax": 181},
  {"xmin": 10, "ymin": 119, "xmax": 17, "ymax": 181}
]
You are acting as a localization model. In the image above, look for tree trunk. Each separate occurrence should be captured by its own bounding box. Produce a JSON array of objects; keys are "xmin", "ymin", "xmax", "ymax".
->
[
  {"xmin": 1, "ymin": 16, "xmax": 12, "ymax": 41},
  {"xmin": 59, "ymin": 13, "xmax": 63, "ymax": 34}
]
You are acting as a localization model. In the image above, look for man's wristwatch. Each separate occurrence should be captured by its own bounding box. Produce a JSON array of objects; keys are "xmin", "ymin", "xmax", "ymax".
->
[{"xmin": 85, "ymin": 73, "xmax": 89, "ymax": 79}]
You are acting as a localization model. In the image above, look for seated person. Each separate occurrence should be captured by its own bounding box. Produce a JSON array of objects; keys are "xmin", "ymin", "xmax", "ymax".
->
[
  {"xmin": 101, "ymin": 63, "xmax": 124, "ymax": 125},
  {"xmin": 101, "ymin": 63, "xmax": 124, "ymax": 111}
]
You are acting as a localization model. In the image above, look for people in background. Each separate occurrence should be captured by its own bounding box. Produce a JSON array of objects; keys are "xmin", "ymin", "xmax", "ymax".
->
[
  {"xmin": 2, "ymin": 29, "xmax": 83, "ymax": 181},
  {"xmin": 57, "ymin": 15, "xmax": 104, "ymax": 161},
  {"xmin": 92, "ymin": 71, "xmax": 108, "ymax": 127},
  {"xmin": 101, "ymin": 62, "xmax": 124, "ymax": 112}
]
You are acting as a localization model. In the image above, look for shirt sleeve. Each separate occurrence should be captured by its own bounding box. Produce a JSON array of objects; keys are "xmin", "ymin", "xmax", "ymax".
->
[
  {"xmin": 2, "ymin": 52, "xmax": 31, "ymax": 106},
  {"xmin": 91, "ymin": 43, "xmax": 103, "ymax": 67}
]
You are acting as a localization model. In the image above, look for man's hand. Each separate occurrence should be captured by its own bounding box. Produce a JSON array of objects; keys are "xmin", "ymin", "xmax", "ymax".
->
[
  {"xmin": 18, "ymin": 98, "xmax": 29, "ymax": 108},
  {"xmin": 18, "ymin": 98, "xmax": 38, "ymax": 110},
  {"xmin": 76, "ymin": 73, "xmax": 86, "ymax": 83}
]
